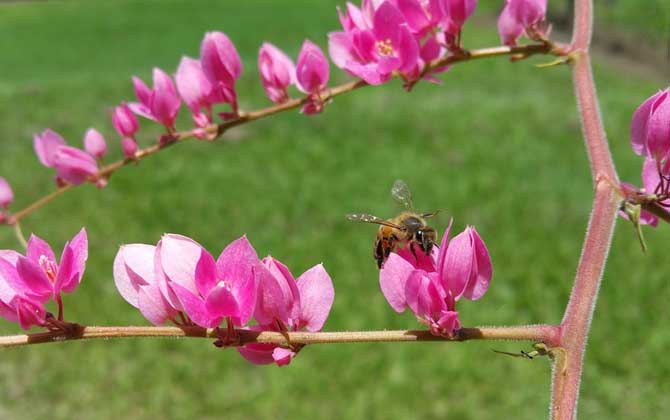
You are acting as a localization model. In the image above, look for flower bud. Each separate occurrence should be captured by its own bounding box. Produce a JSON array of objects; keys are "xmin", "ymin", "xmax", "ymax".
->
[
  {"xmin": 83, "ymin": 128, "xmax": 107, "ymax": 159},
  {"xmin": 112, "ymin": 102, "xmax": 139, "ymax": 138},
  {"xmin": 258, "ymin": 43, "xmax": 295, "ymax": 104},
  {"xmin": 0, "ymin": 177, "xmax": 13, "ymax": 209},
  {"xmin": 121, "ymin": 138, "xmax": 138, "ymax": 158}
]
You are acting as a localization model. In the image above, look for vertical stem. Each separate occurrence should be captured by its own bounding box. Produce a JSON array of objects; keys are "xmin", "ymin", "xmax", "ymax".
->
[
  {"xmin": 13, "ymin": 221, "xmax": 28, "ymax": 249},
  {"xmin": 552, "ymin": 1, "xmax": 620, "ymax": 419}
]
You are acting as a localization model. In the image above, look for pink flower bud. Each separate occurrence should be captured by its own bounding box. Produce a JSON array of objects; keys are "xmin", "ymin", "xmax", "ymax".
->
[
  {"xmin": 33, "ymin": 129, "xmax": 66, "ymax": 168},
  {"xmin": 296, "ymin": 40, "xmax": 330, "ymax": 95},
  {"xmin": 83, "ymin": 128, "xmax": 107, "ymax": 159},
  {"xmin": 121, "ymin": 138, "xmax": 138, "ymax": 158},
  {"xmin": 51, "ymin": 146, "xmax": 99, "ymax": 185},
  {"xmin": 112, "ymin": 102, "xmax": 139, "ymax": 138},
  {"xmin": 0, "ymin": 177, "xmax": 13, "ymax": 209},
  {"xmin": 200, "ymin": 31, "xmax": 242, "ymax": 112},
  {"xmin": 258, "ymin": 43, "xmax": 296, "ymax": 104}
]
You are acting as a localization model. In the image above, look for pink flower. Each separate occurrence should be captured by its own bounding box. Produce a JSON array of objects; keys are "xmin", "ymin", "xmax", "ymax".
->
[
  {"xmin": 0, "ymin": 229, "xmax": 88, "ymax": 330},
  {"xmin": 33, "ymin": 130, "xmax": 98, "ymax": 185},
  {"xmin": 175, "ymin": 56, "xmax": 217, "ymax": 127},
  {"xmin": 238, "ymin": 260, "xmax": 334, "ymax": 366},
  {"xmin": 379, "ymin": 219, "xmax": 492, "ymax": 336},
  {"xmin": 112, "ymin": 102, "xmax": 139, "ymax": 138},
  {"xmin": 157, "ymin": 235, "xmax": 259, "ymax": 328},
  {"xmin": 0, "ymin": 177, "xmax": 13, "ymax": 209},
  {"xmin": 328, "ymin": 2, "xmax": 419, "ymax": 85},
  {"xmin": 83, "ymin": 128, "xmax": 107, "ymax": 159},
  {"xmin": 395, "ymin": 0, "xmax": 444, "ymax": 37},
  {"xmin": 258, "ymin": 43, "xmax": 296, "ymax": 104},
  {"xmin": 497, "ymin": 0, "xmax": 546, "ymax": 45},
  {"xmin": 631, "ymin": 88, "xmax": 670, "ymax": 161},
  {"xmin": 113, "ymin": 244, "xmax": 177, "ymax": 325},
  {"xmin": 200, "ymin": 31, "xmax": 243, "ymax": 115},
  {"xmin": 129, "ymin": 68, "xmax": 181, "ymax": 130},
  {"xmin": 296, "ymin": 40, "xmax": 330, "ymax": 114}
]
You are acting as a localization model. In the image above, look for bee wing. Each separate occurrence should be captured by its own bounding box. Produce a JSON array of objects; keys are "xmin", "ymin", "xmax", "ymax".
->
[
  {"xmin": 391, "ymin": 179, "xmax": 414, "ymax": 211},
  {"xmin": 421, "ymin": 210, "xmax": 441, "ymax": 219},
  {"xmin": 346, "ymin": 213, "xmax": 402, "ymax": 229}
]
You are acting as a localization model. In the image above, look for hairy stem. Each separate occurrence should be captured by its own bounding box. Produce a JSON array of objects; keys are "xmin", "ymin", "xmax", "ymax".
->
[
  {"xmin": 0, "ymin": 324, "xmax": 560, "ymax": 349},
  {"xmin": 552, "ymin": 0, "xmax": 620, "ymax": 419},
  {"xmin": 6, "ymin": 43, "xmax": 555, "ymax": 225}
]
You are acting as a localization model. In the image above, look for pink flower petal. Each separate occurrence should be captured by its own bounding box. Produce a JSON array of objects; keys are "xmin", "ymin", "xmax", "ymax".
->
[
  {"xmin": 83, "ymin": 128, "xmax": 107, "ymax": 159},
  {"xmin": 138, "ymin": 283, "xmax": 176, "ymax": 326},
  {"xmin": 14, "ymin": 297, "xmax": 46, "ymax": 330},
  {"xmin": 171, "ymin": 281, "xmax": 217, "ymax": 328},
  {"xmin": 51, "ymin": 146, "xmax": 98, "ymax": 185},
  {"xmin": 237, "ymin": 342, "xmax": 277, "ymax": 365},
  {"xmin": 254, "ymin": 261, "xmax": 291, "ymax": 326},
  {"xmin": 132, "ymin": 76, "xmax": 152, "ymax": 108},
  {"xmin": 379, "ymin": 253, "xmax": 415, "ymax": 312},
  {"xmin": 296, "ymin": 40, "xmax": 329, "ymax": 94},
  {"xmin": 441, "ymin": 227, "xmax": 474, "ymax": 299},
  {"xmin": 646, "ymin": 90, "xmax": 670, "ymax": 160},
  {"xmin": 194, "ymin": 248, "xmax": 218, "ymax": 297},
  {"xmin": 631, "ymin": 90, "xmax": 663, "ymax": 157},
  {"xmin": 113, "ymin": 243, "xmax": 156, "ymax": 307},
  {"xmin": 296, "ymin": 263, "xmax": 334, "ymax": 331},
  {"xmin": 15, "ymin": 257, "xmax": 53, "ymax": 302},
  {"xmin": 26, "ymin": 234, "xmax": 56, "ymax": 266},
  {"xmin": 460, "ymin": 227, "xmax": 492, "ymax": 300},
  {"xmin": 205, "ymin": 282, "xmax": 240, "ymax": 321},
  {"xmin": 159, "ymin": 233, "xmax": 203, "ymax": 294},
  {"xmin": 272, "ymin": 347, "xmax": 295, "ymax": 366},
  {"xmin": 33, "ymin": 129, "xmax": 66, "ymax": 168},
  {"xmin": 0, "ymin": 257, "xmax": 21, "ymax": 303},
  {"xmin": 151, "ymin": 67, "xmax": 181, "ymax": 128},
  {"xmin": 497, "ymin": 2, "xmax": 524, "ymax": 46}
]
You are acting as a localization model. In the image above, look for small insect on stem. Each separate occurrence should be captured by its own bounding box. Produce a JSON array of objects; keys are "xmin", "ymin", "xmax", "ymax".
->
[{"xmin": 347, "ymin": 180, "xmax": 440, "ymax": 268}]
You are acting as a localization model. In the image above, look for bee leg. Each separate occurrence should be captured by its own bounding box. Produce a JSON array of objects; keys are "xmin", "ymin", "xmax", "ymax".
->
[
  {"xmin": 410, "ymin": 241, "xmax": 418, "ymax": 260},
  {"xmin": 375, "ymin": 239, "xmax": 384, "ymax": 268}
]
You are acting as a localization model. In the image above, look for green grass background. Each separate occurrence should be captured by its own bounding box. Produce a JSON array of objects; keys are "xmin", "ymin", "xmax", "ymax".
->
[{"xmin": 0, "ymin": 1, "xmax": 668, "ymax": 419}]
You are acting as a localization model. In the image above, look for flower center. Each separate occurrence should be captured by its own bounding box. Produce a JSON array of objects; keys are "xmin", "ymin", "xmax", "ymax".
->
[
  {"xmin": 375, "ymin": 39, "xmax": 394, "ymax": 56},
  {"xmin": 38, "ymin": 255, "xmax": 58, "ymax": 283},
  {"xmin": 217, "ymin": 280, "xmax": 232, "ymax": 292}
]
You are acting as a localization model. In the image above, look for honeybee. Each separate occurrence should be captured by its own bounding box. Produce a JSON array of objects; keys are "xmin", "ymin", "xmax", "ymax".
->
[{"xmin": 347, "ymin": 180, "xmax": 439, "ymax": 268}]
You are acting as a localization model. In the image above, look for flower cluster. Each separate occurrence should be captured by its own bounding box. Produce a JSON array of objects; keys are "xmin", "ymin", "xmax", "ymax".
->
[
  {"xmin": 0, "ymin": 229, "xmax": 88, "ymax": 330},
  {"xmin": 621, "ymin": 88, "xmax": 670, "ymax": 227},
  {"xmin": 497, "ymin": 0, "xmax": 548, "ymax": 46},
  {"xmin": 379, "ymin": 219, "xmax": 491, "ymax": 337},
  {"xmin": 113, "ymin": 233, "xmax": 334, "ymax": 366},
  {"xmin": 328, "ymin": 0, "xmax": 478, "ymax": 86}
]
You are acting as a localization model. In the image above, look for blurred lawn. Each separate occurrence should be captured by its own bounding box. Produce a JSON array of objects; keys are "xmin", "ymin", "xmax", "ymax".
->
[{"xmin": 0, "ymin": 1, "xmax": 668, "ymax": 419}]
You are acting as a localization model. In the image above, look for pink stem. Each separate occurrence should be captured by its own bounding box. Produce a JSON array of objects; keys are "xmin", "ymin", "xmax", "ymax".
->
[{"xmin": 552, "ymin": 1, "xmax": 620, "ymax": 418}]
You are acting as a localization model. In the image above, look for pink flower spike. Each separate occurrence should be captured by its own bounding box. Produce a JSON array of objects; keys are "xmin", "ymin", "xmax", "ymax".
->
[
  {"xmin": 295, "ymin": 263, "xmax": 334, "ymax": 332},
  {"xmin": 83, "ymin": 128, "xmax": 107, "ymax": 159},
  {"xmin": 175, "ymin": 56, "xmax": 214, "ymax": 126},
  {"xmin": 33, "ymin": 129, "xmax": 66, "ymax": 168},
  {"xmin": 200, "ymin": 31, "xmax": 242, "ymax": 112},
  {"xmin": 0, "ymin": 177, "xmax": 13, "ymax": 209},
  {"xmin": 51, "ymin": 146, "xmax": 98, "ymax": 185},
  {"xmin": 296, "ymin": 40, "xmax": 330, "ymax": 95},
  {"xmin": 112, "ymin": 102, "xmax": 139, "ymax": 138},
  {"xmin": 258, "ymin": 43, "xmax": 296, "ymax": 104}
]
